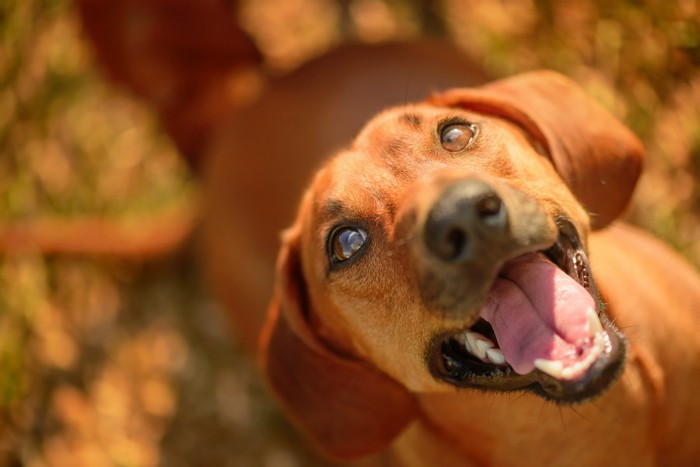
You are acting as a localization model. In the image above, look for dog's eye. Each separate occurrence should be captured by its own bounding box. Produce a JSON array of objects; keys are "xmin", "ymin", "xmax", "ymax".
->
[
  {"xmin": 329, "ymin": 227, "xmax": 367, "ymax": 263},
  {"xmin": 440, "ymin": 122, "xmax": 477, "ymax": 152}
]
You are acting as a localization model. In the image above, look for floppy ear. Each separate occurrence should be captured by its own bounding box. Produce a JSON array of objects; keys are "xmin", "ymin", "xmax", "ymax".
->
[
  {"xmin": 428, "ymin": 71, "xmax": 644, "ymax": 229},
  {"xmin": 260, "ymin": 225, "xmax": 418, "ymax": 460}
]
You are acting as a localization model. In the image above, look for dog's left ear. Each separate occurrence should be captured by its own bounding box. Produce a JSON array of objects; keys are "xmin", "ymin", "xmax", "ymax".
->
[
  {"xmin": 260, "ymin": 223, "xmax": 418, "ymax": 460},
  {"xmin": 428, "ymin": 71, "xmax": 644, "ymax": 229}
]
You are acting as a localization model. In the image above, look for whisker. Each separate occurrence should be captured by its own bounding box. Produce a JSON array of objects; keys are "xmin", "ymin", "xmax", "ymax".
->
[
  {"xmin": 538, "ymin": 398, "xmax": 549, "ymax": 422},
  {"xmin": 589, "ymin": 398, "xmax": 604, "ymax": 414},
  {"xmin": 558, "ymin": 406, "xmax": 570, "ymax": 440},
  {"xmin": 567, "ymin": 405, "xmax": 592, "ymax": 423}
]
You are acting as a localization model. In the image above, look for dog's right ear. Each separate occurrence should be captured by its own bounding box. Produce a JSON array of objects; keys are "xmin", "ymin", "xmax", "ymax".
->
[{"xmin": 260, "ymin": 224, "xmax": 418, "ymax": 460}]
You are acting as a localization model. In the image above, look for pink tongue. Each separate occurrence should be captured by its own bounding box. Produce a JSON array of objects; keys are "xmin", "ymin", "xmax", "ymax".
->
[{"xmin": 479, "ymin": 253, "xmax": 595, "ymax": 375}]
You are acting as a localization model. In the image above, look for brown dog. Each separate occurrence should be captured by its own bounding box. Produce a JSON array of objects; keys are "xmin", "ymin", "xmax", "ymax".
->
[
  {"xmin": 201, "ymin": 41, "xmax": 486, "ymax": 350},
  {"xmin": 261, "ymin": 71, "xmax": 700, "ymax": 465}
]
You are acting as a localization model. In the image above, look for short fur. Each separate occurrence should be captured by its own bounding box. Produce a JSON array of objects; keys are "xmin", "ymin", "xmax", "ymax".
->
[{"xmin": 261, "ymin": 71, "xmax": 700, "ymax": 466}]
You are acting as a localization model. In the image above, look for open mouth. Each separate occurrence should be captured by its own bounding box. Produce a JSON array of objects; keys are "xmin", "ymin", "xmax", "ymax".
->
[{"xmin": 430, "ymin": 219, "xmax": 627, "ymax": 403}]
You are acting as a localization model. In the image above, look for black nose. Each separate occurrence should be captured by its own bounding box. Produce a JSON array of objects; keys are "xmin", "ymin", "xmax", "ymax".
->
[{"xmin": 424, "ymin": 179, "xmax": 508, "ymax": 263}]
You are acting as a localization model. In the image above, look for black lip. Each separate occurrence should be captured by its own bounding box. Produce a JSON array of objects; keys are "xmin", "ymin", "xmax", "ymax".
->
[
  {"xmin": 429, "ymin": 218, "xmax": 627, "ymax": 403},
  {"xmin": 544, "ymin": 218, "xmax": 598, "ymax": 299}
]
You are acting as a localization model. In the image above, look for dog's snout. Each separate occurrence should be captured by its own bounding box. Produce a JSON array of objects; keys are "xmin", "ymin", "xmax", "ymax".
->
[{"xmin": 424, "ymin": 179, "xmax": 507, "ymax": 263}]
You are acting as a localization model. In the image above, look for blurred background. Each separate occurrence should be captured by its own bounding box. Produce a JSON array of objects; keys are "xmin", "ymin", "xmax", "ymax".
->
[{"xmin": 0, "ymin": 0, "xmax": 698, "ymax": 465}]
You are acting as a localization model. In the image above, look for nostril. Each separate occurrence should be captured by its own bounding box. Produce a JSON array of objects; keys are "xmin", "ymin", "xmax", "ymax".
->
[
  {"xmin": 476, "ymin": 194, "xmax": 502, "ymax": 218},
  {"xmin": 444, "ymin": 227, "xmax": 468, "ymax": 261},
  {"xmin": 425, "ymin": 224, "xmax": 469, "ymax": 262},
  {"xmin": 475, "ymin": 194, "xmax": 505, "ymax": 226},
  {"xmin": 424, "ymin": 213, "xmax": 471, "ymax": 262},
  {"xmin": 423, "ymin": 179, "xmax": 508, "ymax": 264}
]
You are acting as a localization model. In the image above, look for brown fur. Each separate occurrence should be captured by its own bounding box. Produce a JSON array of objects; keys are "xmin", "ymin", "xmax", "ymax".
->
[
  {"xmin": 261, "ymin": 71, "xmax": 700, "ymax": 465},
  {"xmin": 201, "ymin": 41, "xmax": 487, "ymax": 350}
]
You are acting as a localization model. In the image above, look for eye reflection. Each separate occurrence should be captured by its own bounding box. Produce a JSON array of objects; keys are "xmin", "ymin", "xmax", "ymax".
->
[
  {"xmin": 330, "ymin": 227, "xmax": 368, "ymax": 263},
  {"xmin": 440, "ymin": 122, "xmax": 478, "ymax": 152}
]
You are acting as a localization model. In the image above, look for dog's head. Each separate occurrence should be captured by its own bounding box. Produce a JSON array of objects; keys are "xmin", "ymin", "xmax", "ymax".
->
[{"xmin": 261, "ymin": 71, "xmax": 643, "ymax": 459}]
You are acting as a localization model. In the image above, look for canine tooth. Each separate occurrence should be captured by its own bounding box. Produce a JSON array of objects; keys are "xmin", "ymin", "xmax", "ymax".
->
[
  {"xmin": 587, "ymin": 308, "xmax": 604, "ymax": 336},
  {"xmin": 486, "ymin": 348, "xmax": 506, "ymax": 365},
  {"xmin": 561, "ymin": 362, "xmax": 583, "ymax": 379},
  {"xmin": 534, "ymin": 358, "xmax": 564, "ymax": 378}
]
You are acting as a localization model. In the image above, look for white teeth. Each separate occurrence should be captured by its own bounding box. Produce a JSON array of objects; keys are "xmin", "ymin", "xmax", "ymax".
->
[
  {"xmin": 474, "ymin": 337, "xmax": 494, "ymax": 359},
  {"xmin": 457, "ymin": 331, "xmax": 505, "ymax": 366},
  {"xmin": 587, "ymin": 308, "xmax": 604, "ymax": 336},
  {"xmin": 456, "ymin": 333, "xmax": 472, "ymax": 352},
  {"xmin": 534, "ymin": 358, "xmax": 565, "ymax": 378},
  {"xmin": 534, "ymin": 331, "xmax": 609, "ymax": 380},
  {"xmin": 486, "ymin": 348, "xmax": 506, "ymax": 365},
  {"xmin": 453, "ymin": 308, "xmax": 610, "ymax": 378},
  {"xmin": 463, "ymin": 333, "xmax": 477, "ymax": 353}
]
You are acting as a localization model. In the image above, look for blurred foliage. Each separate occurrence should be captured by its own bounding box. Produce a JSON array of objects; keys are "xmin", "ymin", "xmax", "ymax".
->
[
  {"xmin": 0, "ymin": 0, "xmax": 699, "ymax": 466},
  {"xmin": 0, "ymin": 0, "xmax": 192, "ymax": 221}
]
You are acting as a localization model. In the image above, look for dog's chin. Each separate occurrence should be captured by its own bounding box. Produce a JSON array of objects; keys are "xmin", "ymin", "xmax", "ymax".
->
[{"xmin": 428, "ymin": 219, "xmax": 627, "ymax": 404}]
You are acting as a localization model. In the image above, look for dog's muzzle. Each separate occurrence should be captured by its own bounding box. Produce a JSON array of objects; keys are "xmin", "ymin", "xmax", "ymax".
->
[
  {"xmin": 424, "ymin": 178, "xmax": 509, "ymax": 264},
  {"xmin": 414, "ymin": 177, "xmax": 556, "ymax": 317},
  {"xmin": 410, "ymin": 177, "xmax": 626, "ymax": 403}
]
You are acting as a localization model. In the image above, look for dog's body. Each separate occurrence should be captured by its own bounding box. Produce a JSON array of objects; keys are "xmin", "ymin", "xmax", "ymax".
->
[{"xmin": 261, "ymin": 72, "xmax": 700, "ymax": 465}]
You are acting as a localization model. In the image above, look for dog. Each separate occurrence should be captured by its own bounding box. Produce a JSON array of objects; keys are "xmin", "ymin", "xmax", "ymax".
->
[
  {"xmin": 261, "ymin": 71, "xmax": 700, "ymax": 466},
  {"xmin": 201, "ymin": 41, "xmax": 486, "ymax": 350}
]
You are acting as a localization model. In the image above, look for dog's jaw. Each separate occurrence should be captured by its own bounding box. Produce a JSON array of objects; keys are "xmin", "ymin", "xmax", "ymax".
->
[{"xmin": 429, "ymin": 220, "xmax": 627, "ymax": 403}]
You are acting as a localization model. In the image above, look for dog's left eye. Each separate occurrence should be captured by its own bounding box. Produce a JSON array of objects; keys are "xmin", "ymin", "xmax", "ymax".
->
[
  {"xmin": 329, "ymin": 227, "xmax": 368, "ymax": 263},
  {"xmin": 440, "ymin": 122, "xmax": 478, "ymax": 152}
]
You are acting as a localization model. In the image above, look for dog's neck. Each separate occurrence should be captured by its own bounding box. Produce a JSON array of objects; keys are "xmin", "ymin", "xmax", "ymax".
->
[{"xmin": 390, "ymin": 375, "xmax": 657, "ymax": 467}]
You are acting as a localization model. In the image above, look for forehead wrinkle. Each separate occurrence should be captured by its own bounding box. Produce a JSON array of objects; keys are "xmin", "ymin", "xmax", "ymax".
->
[
  {"xmin": 353, "ymin": 105, "xmax": 429, "ymax": 149},
  {"xmin": 322, "ymin": 182, "xmax": 392, "ymax": 218},
  {"xmin": 320, "ymin": 108, "xmax": 436, "ymax": 221},
  {"xmin": 323, "ymin": 198, "xmax": 346, "ymax": 218},
  {"xmin": 399, "ymin": 112, "xmax": 423, "ymax": 128},
  {"xmin": 321, "ymin": 159, "xmax": 399, "ymax": 225}
]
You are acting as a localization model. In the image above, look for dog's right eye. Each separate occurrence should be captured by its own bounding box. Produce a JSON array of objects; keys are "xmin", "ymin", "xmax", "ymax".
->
[
  {"xmin": 329, "ymin": 226, "xmax": 368, "ymax": 263},
  {"xmin": 440, "ymin": 122, "xmax": 478, "ymax": 152}
]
